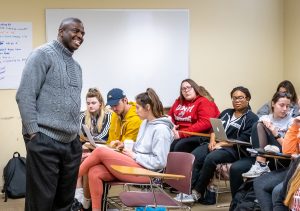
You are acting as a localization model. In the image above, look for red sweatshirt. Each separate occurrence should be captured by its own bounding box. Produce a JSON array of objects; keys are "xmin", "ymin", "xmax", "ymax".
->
[{"xmin": 168, "ymin": 95, "xmax": 220, "ymax": 138}]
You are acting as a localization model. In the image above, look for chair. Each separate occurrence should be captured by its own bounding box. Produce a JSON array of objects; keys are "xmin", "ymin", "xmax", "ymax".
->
[
  {"xmin": 113, "ymin": 152, "xmax": 195, "ymax": 211},
  {"xmin": 213, "ymin": 143, "xmax": 251, "ymax": 207},
  {"xmin": 213, "ymin": 163, "xmax": 232, "ymax": 207}
]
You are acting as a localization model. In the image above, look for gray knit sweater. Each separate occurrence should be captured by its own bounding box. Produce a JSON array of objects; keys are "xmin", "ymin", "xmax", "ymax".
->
[{"xmin": 16, "ymin": 40, "xmax": 82, "ymax": 143}]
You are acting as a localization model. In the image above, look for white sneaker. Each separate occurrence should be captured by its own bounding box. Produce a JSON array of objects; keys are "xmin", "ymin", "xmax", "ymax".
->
[
  {"xmin": 174, "ymin": 192, "xmax": 199, "ymax": 203},
  {"xmin": 74, "ymin": 188, "xmax": 83, "ymax": 204},
  {"xmin": 242, "ymin": 161, "xmax": 270, "ymax": 178}
]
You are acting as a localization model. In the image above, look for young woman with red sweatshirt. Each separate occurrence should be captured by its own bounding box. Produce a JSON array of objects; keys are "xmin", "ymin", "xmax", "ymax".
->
[{"xmin": 169, "ymin": 78, "xmax": 220, "ymax": 152}]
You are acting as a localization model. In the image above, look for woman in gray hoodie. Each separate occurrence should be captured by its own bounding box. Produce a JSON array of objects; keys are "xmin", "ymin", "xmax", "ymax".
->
[{"xmin": 78, "ymin": 88, "xmax": 174, "ymax": 211}]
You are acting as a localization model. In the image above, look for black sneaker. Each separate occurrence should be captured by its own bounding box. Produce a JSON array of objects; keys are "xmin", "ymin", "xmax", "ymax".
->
[
  {"xmin": 70, "ymin": 198, "xmax": 83, "ymax": 211},
  {"xmin": 198, "ymin": 189, "xmax": 216, "ymax": 205}
]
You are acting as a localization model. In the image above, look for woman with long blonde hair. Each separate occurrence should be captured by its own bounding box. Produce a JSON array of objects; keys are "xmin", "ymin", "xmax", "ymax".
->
[{"xmin": 80, "ymin": 88, "xmax": 112, "ymax": 142}]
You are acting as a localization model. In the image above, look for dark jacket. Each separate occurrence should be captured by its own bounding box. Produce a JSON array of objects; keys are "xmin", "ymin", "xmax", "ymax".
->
[{"xmin": 219, "ymin": 108, "xmax": 259, "ymax": 158}]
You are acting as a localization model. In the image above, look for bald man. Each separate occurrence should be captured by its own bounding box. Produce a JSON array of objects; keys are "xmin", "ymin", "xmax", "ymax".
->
[{"xmin": 16, "ymin": 17, "xmax": 85, "ymax": 211}]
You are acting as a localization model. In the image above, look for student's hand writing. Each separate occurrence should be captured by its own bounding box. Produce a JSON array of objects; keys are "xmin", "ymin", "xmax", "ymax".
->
[
  {"xmin": 116, "ymin": 143, "xmax": 124, "ymax": 152},
  {"xmin": 262, "ymin": 120, "xmax": 277, "ymax": 136},
  {"xmin": 110, "ymin": 140, "xmax": 121, "ymax": 148}
]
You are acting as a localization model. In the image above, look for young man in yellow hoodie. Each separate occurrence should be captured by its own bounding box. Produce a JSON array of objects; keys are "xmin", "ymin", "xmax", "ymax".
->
[{"xmin": 106, "ymin": 88, "xmax": 142, "ymax": 147}]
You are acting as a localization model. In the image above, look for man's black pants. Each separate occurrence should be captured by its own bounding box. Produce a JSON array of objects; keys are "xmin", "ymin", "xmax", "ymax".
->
[{"xmin": 24, "ymin": 132, "xmax": 82, "ymax": 211}]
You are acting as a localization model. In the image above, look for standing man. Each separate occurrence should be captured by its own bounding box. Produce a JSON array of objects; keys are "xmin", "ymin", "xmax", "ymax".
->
[{"xmin": 16, "ymin": 17, "xmax": 85, "ymax": 211}]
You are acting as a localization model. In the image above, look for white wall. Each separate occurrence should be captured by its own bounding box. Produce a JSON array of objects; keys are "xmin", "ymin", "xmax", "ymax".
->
[{"xmin": 284, "ymin": 0, "xmax": 300, "ymax": 92}]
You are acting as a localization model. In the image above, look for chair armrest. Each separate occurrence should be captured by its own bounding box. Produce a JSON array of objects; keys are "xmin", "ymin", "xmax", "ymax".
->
[
  {"xmin": 111, "ymin": 165, "xmax": 185, "ymax": 180},
  {"xmin": 178, "ymin": 130, "xmax": 211, "ymax": 137}
]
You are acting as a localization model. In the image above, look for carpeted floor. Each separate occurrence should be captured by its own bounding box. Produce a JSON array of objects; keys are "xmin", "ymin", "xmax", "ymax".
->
[{"xmin": 0, "ymin": 186, "xmax": 231, "ymax": 211}]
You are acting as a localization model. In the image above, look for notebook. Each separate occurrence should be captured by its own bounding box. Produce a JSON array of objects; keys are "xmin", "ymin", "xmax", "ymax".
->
[
  {"xmin": 82, "ymin": 124, "xmax": 106, "ymax": 148},
  {"xmin": 210, "ymin": 118, "xmax": 251, "ymax": 146}
]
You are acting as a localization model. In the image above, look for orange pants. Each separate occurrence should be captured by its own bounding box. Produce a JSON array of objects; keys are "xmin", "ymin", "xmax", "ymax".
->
[{"xmin": 79, "ymin": 147, "xmax": 150, "ymax": 209}]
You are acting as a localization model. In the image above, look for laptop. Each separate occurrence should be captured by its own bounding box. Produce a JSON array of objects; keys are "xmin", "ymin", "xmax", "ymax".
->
[
  {"xmin": 210, "ymin": 118, "xmax": 251, "ymax": 146},
  {"xmin": 82, "ymin": 124, "xmax": 106, "ymax": 148}
]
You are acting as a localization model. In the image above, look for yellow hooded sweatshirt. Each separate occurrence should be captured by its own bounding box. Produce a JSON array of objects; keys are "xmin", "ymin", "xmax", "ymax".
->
[{"xmin": 107, "ymin": 102, "xmax": 142, "ymax": 143}]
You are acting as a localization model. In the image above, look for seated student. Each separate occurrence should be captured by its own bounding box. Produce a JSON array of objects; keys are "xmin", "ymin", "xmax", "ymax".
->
[
  {"xmin": 74, "ymin": 88, "xmax": 112, "ymax": 208},
  {"xmin": 253, "ymin": 115, "xmax": 300, "ymax": 211},
  {"xmin": 80, "ymin": 88, "xmax": 112, "ymax": 142},
  {"xmin": 257, "ymin": 80, "xmax": 299, "ymax": 118},
  {"xmin": 78, "ymin": 88, "xmax": 174, "ymax": 211},
  {"xmin": 77, "ymin": 88, "xmax": 142, "ymax": 210},
  {"xmin": 242, "ymin": 92, "xmax": 293, "ymax": 178},
  {"xmin": 174, "ymin": 86, "xmax": 258, "ymax": 203},
  {"xmin": 106, "ymin": 88, "xmax": 142, "ymax": 145},
  {"xmin": 169, "ymin": 78, "xmax": 220, "ymax": 152}
]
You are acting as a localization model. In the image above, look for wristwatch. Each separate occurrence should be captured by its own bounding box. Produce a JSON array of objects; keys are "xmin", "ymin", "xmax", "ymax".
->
[{"xmin": 274, "ymin": 134, "xmax": 282, "ymax": 140}]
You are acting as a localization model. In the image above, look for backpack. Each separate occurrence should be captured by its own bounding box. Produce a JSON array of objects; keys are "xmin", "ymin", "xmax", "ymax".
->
[
  {"xmin": 229, "ymin": 179, "xmax": 261, "ymax": 211},
  {"xmin": 1, "ymin": 152, "xmax": 26, "ymax": 202}
]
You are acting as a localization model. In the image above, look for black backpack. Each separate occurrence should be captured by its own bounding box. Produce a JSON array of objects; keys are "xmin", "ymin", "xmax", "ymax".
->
[
  {"xmin": 229, "ymin": 179, "xmax": 261, "ymax": 211},
  {"xmin": 1, "ymin": 152, "xmax": 26, "ymax": 202}
]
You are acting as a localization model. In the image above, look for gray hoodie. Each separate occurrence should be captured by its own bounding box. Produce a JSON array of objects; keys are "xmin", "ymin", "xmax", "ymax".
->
[{"xmin": 133, "ymin": 117, "xmax": 174, "ymax": 171}]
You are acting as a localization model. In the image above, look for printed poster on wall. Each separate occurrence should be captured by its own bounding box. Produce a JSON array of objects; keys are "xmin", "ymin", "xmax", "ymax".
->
[{"xmin": 0, "ymin": 22, "xmax": 32, "ymax": 89}]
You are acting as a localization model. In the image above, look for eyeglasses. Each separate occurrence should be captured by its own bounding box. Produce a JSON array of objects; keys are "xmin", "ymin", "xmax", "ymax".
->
[
  {"xmin": 181, "ymin": 86, "xmax": 193, "ymax": 92},
  {"xmin": 278, "ymin": 92, "xmax": 292, "ymax": 98},
  {"xmin": 232, "ymin": 96, "xmax": 246, "ymax": 102}
]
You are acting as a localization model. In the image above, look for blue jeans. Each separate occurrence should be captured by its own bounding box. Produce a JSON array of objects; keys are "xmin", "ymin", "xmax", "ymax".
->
[
  {"xmin": 273, "ymin": 182, "xmax": 289, "ymax": 211},
  {"xmin": 253, "ymin": 169, "xmax": 287, "ymax": 211}
]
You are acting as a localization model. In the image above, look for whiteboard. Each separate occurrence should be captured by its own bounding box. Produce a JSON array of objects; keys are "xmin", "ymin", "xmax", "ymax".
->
[
  {"xmin": 0, "ymin": 22, "xmax": 32, "ymax": 89},
  {"xmin": 46, "ymin": 9, "xmax": 189, "ymax": 109}
]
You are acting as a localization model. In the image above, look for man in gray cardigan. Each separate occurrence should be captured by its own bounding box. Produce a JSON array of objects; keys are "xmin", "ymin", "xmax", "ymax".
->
[{"xmin": 16, "ymin": 17, "xmax": 85, "ymax": 211}]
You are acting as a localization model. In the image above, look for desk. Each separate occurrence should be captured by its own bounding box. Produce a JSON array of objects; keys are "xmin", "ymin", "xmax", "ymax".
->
[
  {"xmin": 259, "ymin": 153, "xmax": 291, "ymax": 169},
  {"xmin": 178, "ymin": 130, "xmax": 211, "ymax": 137},
  {"xmin": 111, "ymin": 165, "xmax": 185, "ymax": 180},
  {"xmin": 214, "ymin": 139, "xmax": 251, "ymax": 159},
  {"xmin": 111, "ymin": 164, "xmax": 186, "ymax": 209}
]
